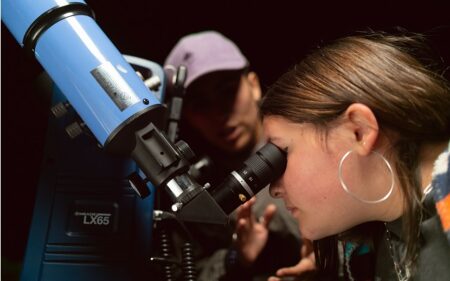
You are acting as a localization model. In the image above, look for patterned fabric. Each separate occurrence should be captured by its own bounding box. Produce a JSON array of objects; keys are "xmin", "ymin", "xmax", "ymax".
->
[
  {"xmin": 344, "ymin": 241, "xmax": 374, "ymax": 281},
  {"xmin": 431, "ymin": 141, "xmax": 450, "ymax": 244}
]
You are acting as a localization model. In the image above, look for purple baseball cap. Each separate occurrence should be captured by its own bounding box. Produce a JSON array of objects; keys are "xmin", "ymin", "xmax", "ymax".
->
[{"xmin": 164, "ymin": 31, "xmax": 248, "ymax": 87}]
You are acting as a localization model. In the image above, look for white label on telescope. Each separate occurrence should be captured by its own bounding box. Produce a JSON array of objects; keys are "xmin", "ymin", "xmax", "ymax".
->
[{"xmin": 91, "ymin": 61, "xmax": 140, "ymax": 111}]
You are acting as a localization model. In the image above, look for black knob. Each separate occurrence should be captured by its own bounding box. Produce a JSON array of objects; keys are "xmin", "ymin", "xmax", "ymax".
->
[
  {"xmin": 51, "ymin": 102, "xmax": 70, "ymax": 118},
  {"xmin": 175, "ymin": 140, "xmax": 195, "ymax": 162},
  {"xmin": 65, "ymin": 121, "xmax": 84, "ymax": 139}
]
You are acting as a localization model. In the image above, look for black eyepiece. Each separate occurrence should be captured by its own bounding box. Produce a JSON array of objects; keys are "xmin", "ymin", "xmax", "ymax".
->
[{"xmin": 211, "ymin": 142, "xmax": 287, "ymax": 214}]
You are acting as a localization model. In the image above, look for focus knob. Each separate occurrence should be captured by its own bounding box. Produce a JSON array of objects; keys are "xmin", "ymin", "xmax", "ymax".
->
[{"xmin": 175, "ymin": 140, "xmax": 195, "ymax": 162}]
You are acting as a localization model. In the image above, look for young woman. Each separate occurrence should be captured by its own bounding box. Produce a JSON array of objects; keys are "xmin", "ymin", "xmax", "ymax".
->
[{"xmin": 261, "ymin": 32, "xmax": 450, "ymax": 281}]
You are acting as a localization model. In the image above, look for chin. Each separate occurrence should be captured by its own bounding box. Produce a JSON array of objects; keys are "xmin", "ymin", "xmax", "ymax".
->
[
  {"xmin": 218, "ymin": 144, "xmax": 242, "ymax": 154},
  {"xmin": 300, "ymin": 225, "xmax": 328, "ymax": 241}
]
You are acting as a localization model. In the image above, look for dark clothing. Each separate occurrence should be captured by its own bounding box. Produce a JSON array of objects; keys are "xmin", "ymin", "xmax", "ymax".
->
[
  {"xmin": 374, "ymin": 142, "xmax": 450, "ymax": 281},
  {"xmin": 221, "ymin": 230, "xmax": 301, "ymax": 281},
  {"xmin": 374, "ymin": 196, "xmax": 450, "ymax": 281}
]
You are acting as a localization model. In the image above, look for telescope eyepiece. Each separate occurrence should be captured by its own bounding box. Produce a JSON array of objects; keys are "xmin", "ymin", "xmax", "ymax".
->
[{"xmin": 211, "ymin": 142, "xmax": 287, "ymax": 214}]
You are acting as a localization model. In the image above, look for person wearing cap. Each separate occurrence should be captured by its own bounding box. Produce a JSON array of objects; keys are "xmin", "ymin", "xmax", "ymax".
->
[{"xmin": 164, "ymin": 30, "xmax": 302, "ymax": 281}]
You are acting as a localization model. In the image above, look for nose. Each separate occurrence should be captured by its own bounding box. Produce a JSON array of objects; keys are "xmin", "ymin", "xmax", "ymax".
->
[{"xmin": 269, "ymin": 179, "xmax": 284, "ymax": 198}]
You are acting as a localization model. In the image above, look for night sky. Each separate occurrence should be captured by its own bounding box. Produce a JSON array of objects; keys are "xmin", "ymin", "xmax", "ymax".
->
[{"xmin": 2, "ymin": 0, "xmax": 450, "ymax": 265}]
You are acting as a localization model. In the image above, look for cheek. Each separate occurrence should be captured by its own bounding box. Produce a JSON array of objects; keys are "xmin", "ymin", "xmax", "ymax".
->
[
  {"xmin": 234, "ymin": 90, "xmax": 256, "ymax": 114},
  {"xmin": 284, "ymin": 151, "xmax": 342, "ymax": 207},
  {"xmin": 285, "ymin": 153, "xmax": 356, "ymax": 239}
]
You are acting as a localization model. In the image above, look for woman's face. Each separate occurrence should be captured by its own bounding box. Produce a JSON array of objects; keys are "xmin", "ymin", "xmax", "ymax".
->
[{"xmin": 263, "ymin": 115, "xmax": 368, "ymax": 240}]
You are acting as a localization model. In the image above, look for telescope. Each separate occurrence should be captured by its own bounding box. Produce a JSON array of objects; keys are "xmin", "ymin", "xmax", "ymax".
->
[{"xmin": 2, "ymin": 1, "xmax": 287, "ymax": 280}]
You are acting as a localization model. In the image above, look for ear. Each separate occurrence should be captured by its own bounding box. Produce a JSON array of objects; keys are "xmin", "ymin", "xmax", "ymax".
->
[
  {"xmin": 344, "ymin": 103, "xmax": 379, "ymax": 156},
  {"xmin": 246, "ymin": 71, "xmax": 262, "ymax": 101}
]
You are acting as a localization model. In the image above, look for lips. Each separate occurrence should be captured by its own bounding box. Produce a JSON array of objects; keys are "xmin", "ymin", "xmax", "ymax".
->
[
  {"xmin": 220, "ymin": 126, "xmax": 242, "ymax": 141},
  {"xmin": 220, "ymin": 126, "xmax": 235, "ymax": 136}
]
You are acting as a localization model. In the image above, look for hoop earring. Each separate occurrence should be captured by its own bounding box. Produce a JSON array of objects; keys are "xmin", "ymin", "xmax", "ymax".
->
[{"xmin": 338, "ymin": 150, "xmax": 394, "ymax": 204}]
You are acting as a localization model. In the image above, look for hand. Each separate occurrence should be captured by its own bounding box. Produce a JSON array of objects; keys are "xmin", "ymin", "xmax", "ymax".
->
[
  {"xmin": 268, "ymin": 238, "xmax": 316, "ymax": 281},
  {"xmin": 234, "ymin": 197, "xmax": 277, "ymax": 266}
]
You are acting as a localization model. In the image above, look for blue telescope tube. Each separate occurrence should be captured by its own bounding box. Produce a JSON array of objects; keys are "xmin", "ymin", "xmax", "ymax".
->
[{"xmin": 2, "ymin": 0, "xmax": 166, "ymax": 155}]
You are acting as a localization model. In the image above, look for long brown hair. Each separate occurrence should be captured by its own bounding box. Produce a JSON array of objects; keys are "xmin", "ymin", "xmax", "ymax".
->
[{"xmin": 260, "ymin": 31, "xmax": 450, "ymax": 275}]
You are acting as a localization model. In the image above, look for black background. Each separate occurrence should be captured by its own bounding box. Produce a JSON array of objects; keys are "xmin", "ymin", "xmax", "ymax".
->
[{"xmin": 2, "ymin": 0, "xmax": 450, "ymax": 265}]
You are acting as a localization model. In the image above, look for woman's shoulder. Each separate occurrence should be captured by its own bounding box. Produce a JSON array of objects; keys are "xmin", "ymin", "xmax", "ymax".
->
[{"xmin": 431, "ymin": 140, "xmax": 450, "ymax": 244}]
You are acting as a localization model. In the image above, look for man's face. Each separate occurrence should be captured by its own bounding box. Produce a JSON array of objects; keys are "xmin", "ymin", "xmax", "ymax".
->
[{"xmin": 183, "ymin": 70, "xmax": 262, "ymax": 153}]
